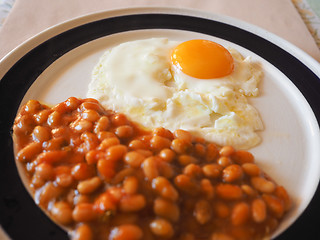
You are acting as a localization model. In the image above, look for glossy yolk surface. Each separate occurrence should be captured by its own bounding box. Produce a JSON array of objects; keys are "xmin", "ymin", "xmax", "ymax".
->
[{"xmin": 171, "ymin": 39, "xmax": 234, "ymax": 79}]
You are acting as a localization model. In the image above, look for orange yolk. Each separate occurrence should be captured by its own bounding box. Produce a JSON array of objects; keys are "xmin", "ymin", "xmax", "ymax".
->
[{"xmin": 171, "ymin": 39, "xmax": 234, "ymax": 79}]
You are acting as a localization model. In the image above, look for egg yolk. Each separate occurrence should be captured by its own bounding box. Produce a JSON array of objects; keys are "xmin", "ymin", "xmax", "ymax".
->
[{"xmin": 171, "ymin": 39, "xmax": 234, "ymax": 79}]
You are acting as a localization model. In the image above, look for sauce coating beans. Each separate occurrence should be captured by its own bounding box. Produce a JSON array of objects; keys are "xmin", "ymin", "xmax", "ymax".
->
[{"xmin": 13, "ymin": 98, "xmax": 291, "ymax": 240}]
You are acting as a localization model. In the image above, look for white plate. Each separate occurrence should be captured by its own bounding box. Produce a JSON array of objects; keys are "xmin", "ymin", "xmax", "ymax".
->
[{"xmin": 1, "ymin": 7, "xmax": 320, "ymax": 240}]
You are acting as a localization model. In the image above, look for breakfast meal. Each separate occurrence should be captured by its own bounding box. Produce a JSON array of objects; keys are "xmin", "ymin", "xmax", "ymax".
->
[
  {"xmin": 13, "ymin": 97, "xmax": 290, "ymax": 240},
  {"xmin": 87, "ymin": 38, "xmax": 263, "ymax": 150},
  {"xmin": 12, "ymin": 39, "xmax": 291, "ymax": 240}
]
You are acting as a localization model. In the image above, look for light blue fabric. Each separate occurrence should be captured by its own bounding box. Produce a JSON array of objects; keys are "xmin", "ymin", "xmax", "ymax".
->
[
  {"xmin": 0, "ymin": 0, "xmax": 15, "ymax": 27},
  {"xmin": 307, "ymin": 0, "xmax": 320, "ymax": 18}
]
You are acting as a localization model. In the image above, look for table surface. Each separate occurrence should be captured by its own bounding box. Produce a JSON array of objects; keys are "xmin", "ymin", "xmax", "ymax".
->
[{"xmin": 2, "ymin": 0, "xmax": 320, "ymax": 52}]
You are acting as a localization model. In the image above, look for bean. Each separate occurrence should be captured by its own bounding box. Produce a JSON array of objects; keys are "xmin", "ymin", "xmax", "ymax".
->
[
  {"xmin": 47, "ymin": 111, "xmax": 62, "ymax": 127},
  {"xmin": 80, "ymin": 101, "xmax": 104, "ymax": 113},
  {"xmin": 65, "ymin": 97, "xmax": 82, "ymax": 111},
  {"xmin": 112, "ymin": 168, "xmax": 135, "ymax": 184},
  {"xmin": 53, "ymin": 97, "xmax": 81, "ymax": 113},
  {"xmin": 16, "ymin": 142, "xmax": 42, "ymax": 162},
  {"xmin": 128, "ymin": 139, "xmax": 147, "ymax": 150},
  {"xmin": 232, "ymin": 150, "xmax": 254, "ymax": 164},
  {"xmin": 205, "ymin": 143, "xmax": 219, "ymax": 162},
  {"xmin": 154, "ymin": 197, "xmax": 180, "ymax": 222},
  {"xmin": 14, "ymin": 114, "xmax": 35, "ymax": 134},
  {"xmin": 71, "ymin": 119, "xmax": 93, "ymax": 133},
  {"xmin": 80, "ymin": 132, "xmax": 99, "ymax": 149},
  {"xmin": 97, "ymin": 131, "xmax": 116, "ymax": 141},
  {"xmin": 73, "ymin": 224, "xmax": 93, "ymax": 240},
  {"xmin": 124, "ymin": 151, "xmax": 146, "ymax": 168},
  {"xmin": 251, "ymin": 177, "xmax": 276, "ymax": 193},
  {"xmin": 54, "ymin": 165, "xmax": 71, "ymax": 176},
  {"xmin": 194, "ymin": 199, "xmax": 212, "ymax": 224},
  {"xmin": 94, "ymin": 116, "xmax": 110, "ymax": 133},
  {"xmin": 31, "ymin": 175, "xmax": 45, "ymax": 188},
  {"xmin": 51, "ymin": 201, "xmax": 73, "ymax": 225},
  {"xmin": 32, "ymin": 126, "xmax": 51, "ymax": 142},
  {"xmin": 216, "ymin": 184, "xmax": 243, "ymax": 200},
  {"xmin": 72, "ymin": 203, "xmax": 97, "ymax": 222},
  {"xmin": 231, "ymin": 202, "xmax": 250, "ymax": 226},
  {"xmin": 77, "ymin": 176, "xmax": 102, "ymax": 194},
  {"xmin": 107, "ymin": 186, "xmax": 123, "ymax": 203},
  {"xmin": 150, "ymin": 218, "xmax": 174, "ymax": 238},
  {"xmin": 56, "ymin": 173, "xmax": 74, "ymax": 187},
  {"xmin": 159, "ymin": 148, "xmax": 176, "ymax": 162},
  {"xmin": 97, "ymin": 159, "xmax": 116, "ymax": 180},
  {"xmin": 217, "ymin": 156, "xmax": 233, "ymax": 167},
  {"xmin": 34, "ymin": 109, "xmax": 51, "ymax": 124},
  {"xmin": 52, "ymin": 127, "xmax": 69, "ymax": 138},
  {"xmin": 153, "ymin": 127, "xmax": 173, "ymax": 140},
  {"xmin": 252, "ymin": 198, "xmax": 267, "ymax": 223},
  {"xmin": 142, "ymin": 157, "xmax": 160, "ymax": 180},
  {"xmin": 106, "ymin": 145, "xmax": 127, "ymax": 162},
  {"xmin": 39, "ymin": 182, "xmax": 64, "ymax": 207},
  {"xmin": 171, "ymin": 138, "xmax": 192, "ymax": 154},
  {"xmin": 150, "ymin": 135, "xmax": 171, "ymax": 151},
  {"xmin": 85, "ymin": 150, "xmax": 105, "ymax": 165},
  {"xmin": 94, "ymin": 192, "xmax": 117, "ymax": 213},
  {"xmin": 241, "ymin": 185, "xmax": 257, "ymax": 197},
  {"xmin": 35, "ymin": 163, "xmax": 54, "ymax": 181},
  {"xmin": 71, "ymin": 163, "xmax": 95, "ymax": 180},
  {"xmin": 43, "ymin": 137, "xmax": 66, "ymax": 151},
  {"xmin": 81, "ymin": 109, "xmax": 100, "ymax": 122},
  {"xmin": 138, "ymin": 134, "xmax": 152, "ymax": 143},
  {"xmin": 275, "ymin": 186, "xmax": 291, "ymax": 211},
  {"xmin": 219, "ymin": 146, "xmax": 235, "ymax": 157},
  {"xmin": 36, "ymin": 150, "xmax": 68, "ymax": 164},
  {"xmin": 200, "ymin": 179, "xmax": 215, "ymax": 200},
  {"xmin": 202, "ymin": 164, "xmax": 221, "ymax": 179},
  {"xmin": 119, "ymin": 194, "xmax": 146, "ymax": 212},
  {"xmin": 194, "ymin": 143, "xmax": 206, "ymax": 157},
  {"xmin": 74, "ymin": 195, "xmax": 91, "ymax": 205},
  {"xmin": 158, "ymin": 161, "xmax": 175, "ymax": 179},
  {"xmin": 183, "ymin": 164, "xmax": 202, "ymax": 178},
  {"xmin": 152, "ymin": 176, "xmax": 179, "ymax": 202},
  {"xmin": 195, "ymin": 137, "xmax": 206, "ymax": 144},
  {"xmin": 135, "ymin": 149, "xmax": 153, "ymax": 157},
  {"xmin": 178, "ymin": 155, "xmax": 197, "ymax": 166},
  {"xmin": 23, "ymin": 100, "xmax": 41, "ymax": 114},
  {"xmin": 110, "ymin": 113, "xmax": 128, "ymax": 127},
  {"xmin": 115, "ymin": 125, "xmax": 134, "ymax": 139},
  {"xmin": 98, "ymin": 137, "xmax": 120, "ymax": 151},
  {"xmin": 109, "ymin": 224, "xmax": 143, "ymax": 240},
  {"xmin": 174, "ymin": 174, "xmax": 199, "ymax": 196},
  {"xmin": 242, "ymin": 163, "xmax": 261, "ymax": 177},
  {"xmin": 262, "ymin": 194, "xmax": 284, "ymax": 218},
  {"xmin": 174, "ymin": 129, "xmax": 193, "ymax": 142},
  {"xmin": 222, "ymin": 164, "xmax": 243, "ymax": 182},
  {"xmin": 123, "ymin": 176, "xmax": 139, "ymax": 195}
]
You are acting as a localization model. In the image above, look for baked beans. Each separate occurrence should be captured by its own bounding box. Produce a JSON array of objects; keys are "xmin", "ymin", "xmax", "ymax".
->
[{"xmin": 13, "ymin": 98, "xmax": 291, "ymax": 240}]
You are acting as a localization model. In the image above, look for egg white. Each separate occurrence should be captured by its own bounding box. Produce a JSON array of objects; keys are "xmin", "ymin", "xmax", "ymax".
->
[{"xmin": 87, "ymin": 38, "xmax": 263, "ymax": 149}]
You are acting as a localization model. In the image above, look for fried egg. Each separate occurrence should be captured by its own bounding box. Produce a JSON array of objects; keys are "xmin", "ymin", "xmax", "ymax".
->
[{"xmin": 87, "ymin": 38, "xmax": 263, "ymax": 149}]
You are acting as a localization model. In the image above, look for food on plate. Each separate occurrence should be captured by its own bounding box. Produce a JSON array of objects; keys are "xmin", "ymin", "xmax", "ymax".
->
[
  {"xmin": 87, "ymin": 38, "xmax": 263, "ymax": 150},
  {"xmin": 13, "ymin": 97, "xmax": 290, "ymax": 240}
]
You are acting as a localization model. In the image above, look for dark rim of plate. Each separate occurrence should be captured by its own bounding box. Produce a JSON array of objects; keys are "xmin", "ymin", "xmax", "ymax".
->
[{"xmin": 0, "ymin": 13, "xmax": 320, "ymax": 240}]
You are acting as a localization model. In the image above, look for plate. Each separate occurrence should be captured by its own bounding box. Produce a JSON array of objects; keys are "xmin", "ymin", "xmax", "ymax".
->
[{"xmin": 1, "ymin": 7, "xmax": 320, "ymax": 240}]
